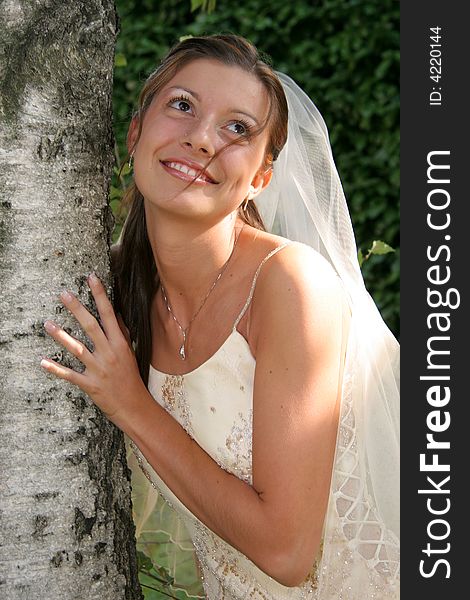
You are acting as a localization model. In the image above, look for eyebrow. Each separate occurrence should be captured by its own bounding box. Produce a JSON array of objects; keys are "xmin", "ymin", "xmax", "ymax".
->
[{"xmin": 167, "ymin": 86, "xmax": 261, "ymax": 125}]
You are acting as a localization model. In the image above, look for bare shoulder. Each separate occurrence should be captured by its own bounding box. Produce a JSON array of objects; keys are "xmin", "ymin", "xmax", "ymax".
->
[
  {"xmin": 247, "ymin": 239, "xmax": 348, "ymax": 352},
  {"xmin": 254, "ymin": 240, "xmax": 345, "ymax": 312}
]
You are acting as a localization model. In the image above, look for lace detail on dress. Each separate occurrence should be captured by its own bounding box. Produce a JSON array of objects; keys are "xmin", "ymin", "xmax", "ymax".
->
[{"xmin": 317, "ymin": 354, "xmax": 400, "ymax": 599}]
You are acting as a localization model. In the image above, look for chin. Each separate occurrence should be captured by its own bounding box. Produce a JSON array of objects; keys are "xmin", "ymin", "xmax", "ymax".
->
[{"xmin": 144, "ymin": 191, "xmax": 216, "ymax": 220}]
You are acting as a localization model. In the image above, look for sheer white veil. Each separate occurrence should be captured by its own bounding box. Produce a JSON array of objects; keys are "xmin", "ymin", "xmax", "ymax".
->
[
  {"xmin": 127, "ymin": 71, "xmax": 400, "ymax": 598},
  {"xmin": 254, "ymin": 72, "xmax": 400, "ymax": 595}
]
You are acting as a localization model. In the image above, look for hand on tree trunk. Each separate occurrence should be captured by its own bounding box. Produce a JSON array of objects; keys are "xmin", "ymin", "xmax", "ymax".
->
[{"xmin": 41, "ymin": 273, "xmax": 149, "ymax": 429}]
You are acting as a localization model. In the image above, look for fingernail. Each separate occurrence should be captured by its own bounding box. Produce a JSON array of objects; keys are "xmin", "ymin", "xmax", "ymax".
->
[
  {"xmin": 60, "ymin": 291, "xmax": 73, "ymax": 302},
  {"xmin": 40, "ymin": 358, "xmax": 51, "ymax": 368},
  {"xmin": 88, "ymin": 272, "xmax": 98, "ymax": 285},
  {"xmin": 44, "ymin": 320, "xmax": 56, "ymax": 332}
]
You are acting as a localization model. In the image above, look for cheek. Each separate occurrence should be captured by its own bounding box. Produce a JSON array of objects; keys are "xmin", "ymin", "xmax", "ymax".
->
[
  {"xmin": 224, "ymin": 145, "xmax": 264, "ymax": 180},
  {"xmin": 140, "ymin": 115, "xmax": 183, "ymax": 148},
  {"xmin": 221, "ymin": 176, "xmax": 252, "ymax": 207},
  {"xmin": 132, "ymin": 165, "xmax": 151, "ymax": 199}
]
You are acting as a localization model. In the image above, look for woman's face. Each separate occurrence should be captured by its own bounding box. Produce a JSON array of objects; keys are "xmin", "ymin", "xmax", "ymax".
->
[{"xmin": 128, "ymin": 58, "xmax": 272, "ymax": 223}]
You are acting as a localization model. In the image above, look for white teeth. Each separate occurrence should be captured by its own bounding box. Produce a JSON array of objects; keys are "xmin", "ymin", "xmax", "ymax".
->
[
  {"xmin": 169, "ymin": 162, "xmax": 196, "ymax": 177},
  {"xmin": 167, "ymin": 161, "xmax": 211, "ymax": 181}
]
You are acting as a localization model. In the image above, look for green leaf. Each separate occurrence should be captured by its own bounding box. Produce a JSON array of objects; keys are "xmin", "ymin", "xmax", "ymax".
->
[
  {"xmin": 357, "ymin": 248, "xmax": 364, "ymax": 267},
  {"xmin": 110, "ymin": 199, "xmax": 121, "ymax": 213},
  {"xmin": 137, "ymin": 550, "xmax": 174, "ymax": 587},
  {"xmin": 137, "ymin": 550, "xmax": 153, "ymax": 571},
  {"xmin": 114, "ymin": 53, "xmax": 127, "ymax": 68},
  {"xmin": 368, "ymin": 240, "xmax": 395, "ymax": 256},
  {"xmin": 109, "ymin": 186, "xmax": 122, "ymax": 201},
  {"xmin": 153, "ymin": 564, "xmax": 174, "ymax": 586},
  {"xmin": 190, "ymin": 0, "xmax": 204, "ymax": 12},
  {"xmin": 114, "ymin": 162, "xmax": 131, "ymax": 177},
  {"xmin": 190, "ymin": 0, "xmax": 217, "ymax": 13}
]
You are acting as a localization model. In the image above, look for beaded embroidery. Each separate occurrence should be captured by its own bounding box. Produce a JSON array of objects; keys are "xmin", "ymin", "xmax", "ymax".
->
[
  {"xmin": 161, "ymin": 374, "xmax": 194, "ymax": 436},
  {"xmin": 190, "ymin": 520, "xmax": 319, "ymax": 600},
  {"xmin": 217, "ymin": 409, "xmax": 253, "ymax": 484}
]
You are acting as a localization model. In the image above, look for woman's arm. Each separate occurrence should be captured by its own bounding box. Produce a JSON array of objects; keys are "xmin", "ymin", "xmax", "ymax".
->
[
  {"xmin": 42, "ymin": 244, "xmax": 348, "ymax": 587},
  {"xmin": 124, "ymin": 244, "xmax": 349, "ymax": 586}
]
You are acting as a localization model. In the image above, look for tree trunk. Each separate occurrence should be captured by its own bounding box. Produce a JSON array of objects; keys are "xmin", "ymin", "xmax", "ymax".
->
[{"xmin": 0, "ymin": 2, "xmax": 142, "ymax": 598}]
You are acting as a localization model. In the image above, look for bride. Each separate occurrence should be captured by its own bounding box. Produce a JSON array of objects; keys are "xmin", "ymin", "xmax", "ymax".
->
[{"xmin": 41, "ymin": 34, "xmax": 400, "ymax": 599}]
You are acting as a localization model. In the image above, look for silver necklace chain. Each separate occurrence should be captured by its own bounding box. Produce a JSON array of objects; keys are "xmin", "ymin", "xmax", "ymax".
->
[{"xmin": 160, "ymin": 224, "xmax": 244, "ymax": 361}]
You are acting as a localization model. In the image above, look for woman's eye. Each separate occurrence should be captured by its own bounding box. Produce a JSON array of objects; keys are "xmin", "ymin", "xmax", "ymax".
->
[
  {"xmin": 168, "ymin": 96, "xmax": 192, "ymax": 113},
  {"xmin": 227, "ymin": 120, "xmax": 251, "ymax": 136}
]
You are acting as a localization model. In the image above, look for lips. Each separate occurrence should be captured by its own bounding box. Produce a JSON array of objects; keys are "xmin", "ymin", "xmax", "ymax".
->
[{"xmin": 160, "ymin": 159, "xmax": 218, "ymax": 184}]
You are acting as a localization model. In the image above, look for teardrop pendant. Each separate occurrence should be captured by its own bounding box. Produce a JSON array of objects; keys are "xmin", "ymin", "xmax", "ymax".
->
[{"xmin": 179, "ymin": 330, "xmax": 187, "ymax": 361}]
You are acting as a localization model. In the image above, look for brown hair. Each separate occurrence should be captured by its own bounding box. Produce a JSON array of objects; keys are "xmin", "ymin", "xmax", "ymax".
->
[{"xmin": 112, "ymin": 34, "xmax": 288, "ymax": 384}]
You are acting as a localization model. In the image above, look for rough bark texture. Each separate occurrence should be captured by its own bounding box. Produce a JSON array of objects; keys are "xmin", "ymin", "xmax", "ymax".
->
[{"xmin": 0, "ymin": 1, "xmax": 142, "ymax": 598}]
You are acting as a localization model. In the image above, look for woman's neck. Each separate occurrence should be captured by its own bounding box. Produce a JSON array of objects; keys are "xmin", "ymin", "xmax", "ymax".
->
[{"xmin": 145, "ymin": 203, "xmax": 244, "ymax": 322}]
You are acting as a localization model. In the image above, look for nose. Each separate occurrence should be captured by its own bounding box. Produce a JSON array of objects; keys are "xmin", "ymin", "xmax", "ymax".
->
[{"xmin": 181, "ymin": 120, "xmax": 216, "ymax": 156}]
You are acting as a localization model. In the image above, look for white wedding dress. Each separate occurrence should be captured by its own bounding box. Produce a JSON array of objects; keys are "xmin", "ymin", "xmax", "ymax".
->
[{"xmin": 129, "ymin": 243, "xmax": 400, "ymax": 599}]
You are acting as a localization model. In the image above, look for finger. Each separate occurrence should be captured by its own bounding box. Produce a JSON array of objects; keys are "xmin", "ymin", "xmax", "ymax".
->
[
  {"xmin": 44, "ymin": 320, "xmax": 93, "ymax": 365},
  {"xmin": 116, "ymin": 313, "xmax": 132, "ymax": 346},
  {"xmin": 87, "ymin": 273, "xmax": 121, "ymax": 342},
  {"xmin": 40, "ymin": 357, "xmax": 88, "ymax": 390},
  {"xmin": 60, "ymin": 289, "xmax": 108, "ymax": 351}
]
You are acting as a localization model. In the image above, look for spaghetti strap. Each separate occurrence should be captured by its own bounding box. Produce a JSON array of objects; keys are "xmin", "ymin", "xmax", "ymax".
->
[{"xmin": 233, "ymin": 241, "xmax": 292, "ymax": 330}]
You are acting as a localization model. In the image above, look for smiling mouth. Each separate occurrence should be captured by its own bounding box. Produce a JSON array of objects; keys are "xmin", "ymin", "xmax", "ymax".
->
[{"xmin": 160, "ymin": 161, "xmax": 217, "ymax": 184}]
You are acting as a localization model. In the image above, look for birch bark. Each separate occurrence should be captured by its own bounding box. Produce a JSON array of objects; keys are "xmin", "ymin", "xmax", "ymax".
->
[{"xmin": 0, "ymin": 1, "xmax": 142, "ymax": 598}]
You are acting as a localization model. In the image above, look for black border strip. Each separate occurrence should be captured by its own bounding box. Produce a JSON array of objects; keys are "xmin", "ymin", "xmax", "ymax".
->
[{"xmin": 401, "ymin": 3, "xmax": 466, "ymax": 597}]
